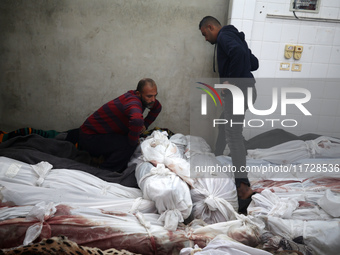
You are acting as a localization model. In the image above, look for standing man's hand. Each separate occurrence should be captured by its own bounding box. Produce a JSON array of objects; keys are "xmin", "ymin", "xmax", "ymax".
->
[
  {"xmin": 237, "ymin": 182, "xmax": 254, "ymax": 200},
  {"xmin": 221, "ymin": 80, "xmax": 230, "ymax": 95}
]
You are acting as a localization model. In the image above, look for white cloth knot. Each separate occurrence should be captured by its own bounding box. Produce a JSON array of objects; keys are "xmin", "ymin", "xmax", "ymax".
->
[
  {"xmin": 305, "ymin": 140, "xmax": 317, "ymax": 158},
  {"xmin": 158, "ymin": 209, "xmax": 184, "ymax": 231},
  {"xmin": 204, "ymin": 195, "xmax": 219, "ymax": 211},
  {"xmin": 150, "ymin": 164, "xmax": 173, "ymax": 176},
  {"xmin": 24, "ymin": 201, "xmax": 56, "ymax": 245},
  {"xmin": 31, "ymin": 162, "xmax": 53, "ymax": 186}
]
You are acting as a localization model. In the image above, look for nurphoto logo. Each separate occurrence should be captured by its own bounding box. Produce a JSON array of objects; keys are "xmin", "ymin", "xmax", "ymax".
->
[{"xmin": 197, "ymin": 82, "xmax": 312, "ymax": 128}]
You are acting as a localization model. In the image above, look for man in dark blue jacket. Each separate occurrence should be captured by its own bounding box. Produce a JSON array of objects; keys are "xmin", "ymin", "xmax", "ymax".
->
[{"xmin": 199, "ymin": 16, "xmax": 259, "ymax": 208}]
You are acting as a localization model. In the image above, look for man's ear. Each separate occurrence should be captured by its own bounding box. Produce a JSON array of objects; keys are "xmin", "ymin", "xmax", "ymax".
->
[{"xmin": 135, "ymin": 91, "xmax": 141, "ymax": 97}]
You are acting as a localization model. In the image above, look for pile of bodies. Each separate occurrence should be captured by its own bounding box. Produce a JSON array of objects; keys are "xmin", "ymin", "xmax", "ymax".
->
[{"xmin": 1, "ymin": 130, "xmax": 340, "ymax": 254}]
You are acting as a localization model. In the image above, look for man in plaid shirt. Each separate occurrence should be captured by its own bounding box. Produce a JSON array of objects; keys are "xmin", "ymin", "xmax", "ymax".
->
[{"xmin": 79, "ymin": 78, "xmax": 162, "ymax": 172}]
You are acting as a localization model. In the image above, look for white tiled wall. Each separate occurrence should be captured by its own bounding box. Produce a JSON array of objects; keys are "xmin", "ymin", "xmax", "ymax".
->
[{"xmin": 228, "ymin": 0, "xmax": 340, "ymax": 139}]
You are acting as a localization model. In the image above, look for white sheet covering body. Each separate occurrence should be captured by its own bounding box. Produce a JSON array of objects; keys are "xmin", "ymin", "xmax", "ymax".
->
[
  {"xmin": 217, "ymin": 150, "xmax": 340, "ymax": 254},
  {"xmin": 246, "ymin": 156, "xmax": 340, "ymax": 221},
  {"xmin": 318, "ymin": 189, "xmax": 340, "ymax": 217},
  {"xmin": 0, "ymin": 203, "xmax": 264, "ymax": 254},
  {"xmin": 0, "ymin": 157, "xmax": 156, "ymax": 213},
  {"xmin": 190, "ymin": 177, "xmax": 238, "ymax": 224},
  {"xmin": 135, "ymin": 162, "xmax": 192, "ymax": 231},
  {"xmin": 2, "ymin": 130, "xmax": 340, "ymax": 254},
  {"xmin": 248, "ymin": 187, "xmax": 339, "ymax": 220},
  {"xmin": 140, "ymin": 130, "xmax": 194, "ymax": 187},
  {"xmin": 186, "ymin": 135, "xmax": 239, "ymax": 224},
  {"xmin": 180, "ymin": 234, "xmax": 272, "ymax": 255},
  {"xmin": 139, "ymin": 132, "xmax": 242, "ymax": 227},
  {"xmin": 247, "ymin": 136, "xmax": 340, "ymax": 164},
  {"xmin": 266, "ymin": 216, "xmax": 340, "ymax": 255}
]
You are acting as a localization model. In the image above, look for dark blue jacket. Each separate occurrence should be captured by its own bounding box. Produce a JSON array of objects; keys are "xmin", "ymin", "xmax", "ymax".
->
[{"xmin": 217, "ymin": 25, "xmax": 258, "ymax": 87}]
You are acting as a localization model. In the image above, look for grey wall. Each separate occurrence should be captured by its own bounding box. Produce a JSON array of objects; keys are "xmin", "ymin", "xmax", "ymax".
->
[{"xmin": 0, "ymin": 0, "xmax": 228, "ymax": 147}]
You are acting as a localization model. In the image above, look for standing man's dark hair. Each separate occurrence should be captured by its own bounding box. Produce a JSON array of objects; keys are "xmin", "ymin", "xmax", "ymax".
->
[
  {"xmin": 199, "ymin": 16, "xmax": 221, "ymax": 30},
  {"xmin": 199, "ymin": 16, "xmax": 259, "ymax": 214}
]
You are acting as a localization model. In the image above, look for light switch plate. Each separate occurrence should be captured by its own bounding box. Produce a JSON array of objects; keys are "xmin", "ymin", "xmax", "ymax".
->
[
  {"xmin": 280, "ymin": 63, "xmax": 290, "ymax": 70},
  {"xmin": 292, "ymin": 63, "xmax": 302, "ymax": 72}
]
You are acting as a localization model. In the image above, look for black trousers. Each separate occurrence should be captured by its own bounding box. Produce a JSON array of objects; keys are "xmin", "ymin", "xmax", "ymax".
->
[
  {"xmin": 78, "ymin": 131, "xmax": 137, "ymax": 173},
  {"xmin": 214, "ymin": 86, "xmax": 257, "ymax": 188}
]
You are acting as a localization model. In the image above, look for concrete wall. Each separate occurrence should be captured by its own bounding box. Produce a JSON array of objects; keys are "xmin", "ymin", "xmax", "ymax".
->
[
  {"xmin": 3, "ymin": 0, "xmax": 339, "ymax": 150},
  {"xmin": 0, "ymin": 0, "xmax": 228, "ymax": 145},
  {"xmin": 227, "ymin": 0, "xmax": 340, "ymax": 139}
]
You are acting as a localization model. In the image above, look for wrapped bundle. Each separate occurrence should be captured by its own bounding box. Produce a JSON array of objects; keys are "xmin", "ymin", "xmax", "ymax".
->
[
  {"xmin": 191, "ymin": 177, "xmax": 238, "ymax": 224},
  {"xmin": 141, "ymin": 131, "xmax": 194, "ymax": 187},
  {"xmin": 247, "ymin": 136, "xmax": 340, "ymax": 164},
  {"xmin": 186, "ymin": 135, "xmax": 238, "ymax": 223},
  {"xmin": 0, "ymin": 180, "xmax": 156, "ymax": 213},
  {"xmin": 135, "ymin": 162, "xmax": 192, "ymax": 230},
  {"xmin": 0, "ymin": 203, "xmax": 263, "ymax": 254},
  {"xmin": 266, "ymin": 216, "xmax": 340, "ymax": 255},
  {"xmin": 180, "ymin": 234, "xmax": 271, "ymax": 255},
  {"xmin": 0, "ymin": 157, "xmax": 156, "ymax": 213}
]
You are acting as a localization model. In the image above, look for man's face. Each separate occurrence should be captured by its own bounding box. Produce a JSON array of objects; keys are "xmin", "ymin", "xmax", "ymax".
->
[
  {"xmin": 200, "ymin": 25, "xmax": 217, "ymax": 45},
  {"xmin": 140, "ymin": 84, "xmax": 158, "ymax": 109}
]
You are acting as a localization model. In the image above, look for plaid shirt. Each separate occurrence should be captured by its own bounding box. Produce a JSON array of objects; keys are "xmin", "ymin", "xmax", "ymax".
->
[{"xmin": 80, "ymin": 90, "xmax": 161, "ymax": 146}]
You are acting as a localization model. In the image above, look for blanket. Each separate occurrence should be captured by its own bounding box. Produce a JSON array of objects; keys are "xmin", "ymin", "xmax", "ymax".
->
[
  {"xmin": 0, "ymin": 134, "xmax": 138, "ymax": 188},
  {"xmin": 245, "ymin": 128, "xmax": 322, "ymax": 150},
  {"xmin": 0, "ymin": 128, "xmax": 60, "ymax": 143}
]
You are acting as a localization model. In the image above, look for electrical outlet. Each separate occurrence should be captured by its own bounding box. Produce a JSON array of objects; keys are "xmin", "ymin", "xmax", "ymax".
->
[
  {"xmin": 294, "ymin": 45, "xmax": 303, "ymax": 60},
  {"xmin": 284, "ymin": 45, "xmax": 294, "ymax": 59}
]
